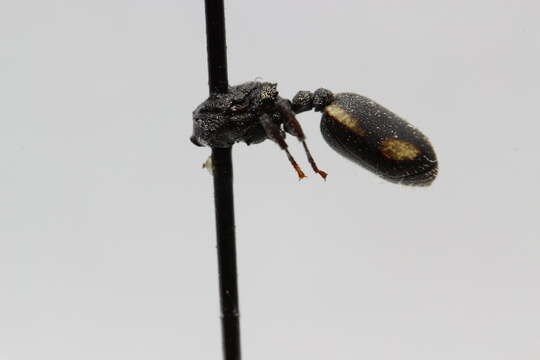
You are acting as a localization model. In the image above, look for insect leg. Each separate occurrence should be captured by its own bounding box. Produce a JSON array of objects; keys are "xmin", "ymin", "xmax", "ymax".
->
[
  {"xmin": 259, "ymin": 113, "xmax": 306, "ymax": 180},
  {"xmin": 277, "ymin": 100, "xmax": 328, "ymax": 180}
]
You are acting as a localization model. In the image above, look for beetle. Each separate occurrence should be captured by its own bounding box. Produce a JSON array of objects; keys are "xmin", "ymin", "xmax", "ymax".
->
[{"xmin": 191, "ymin": 81, "xmax": 438, "ymax": 186}]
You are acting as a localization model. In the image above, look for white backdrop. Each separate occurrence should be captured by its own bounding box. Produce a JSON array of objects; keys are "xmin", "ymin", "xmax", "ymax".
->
[{"xmin": 1, "ymin": 1, "xmax": 539, "ymax": 359}]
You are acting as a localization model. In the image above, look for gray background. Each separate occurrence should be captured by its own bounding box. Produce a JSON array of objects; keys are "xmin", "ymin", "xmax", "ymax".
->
[{"xmin": 1, "ymin": 1, "xmax": 539, "ymax": 359}]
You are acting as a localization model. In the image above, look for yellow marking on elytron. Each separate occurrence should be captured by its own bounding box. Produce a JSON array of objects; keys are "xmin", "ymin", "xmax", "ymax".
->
[
  {"xmin": 380, "ymin": 138, "xmax": 421, "ymax": 161},
  {"xmin": 325, "ymin": 104, "xmax": 366, "ymax": 136}
]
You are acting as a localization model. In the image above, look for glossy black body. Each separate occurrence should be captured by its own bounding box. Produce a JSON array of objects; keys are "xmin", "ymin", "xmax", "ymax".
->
[
  {"xmin": 192, "ymin": 81, "xmax": 438, "ymax": 185},
  {"xmin": 320, "ymin": 93, "xmax": 438, "ymax": 185}
]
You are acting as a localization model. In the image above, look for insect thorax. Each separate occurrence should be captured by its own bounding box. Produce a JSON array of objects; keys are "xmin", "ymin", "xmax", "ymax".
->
[{"xmin": 191, "ymin": 82, "xmax": 279, "ymax": 147}]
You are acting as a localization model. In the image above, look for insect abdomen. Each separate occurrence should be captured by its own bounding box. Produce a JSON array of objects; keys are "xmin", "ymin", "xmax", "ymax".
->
[{"xmin": 320, "ymin": 93, "xmax": 438, "ymax": 186}]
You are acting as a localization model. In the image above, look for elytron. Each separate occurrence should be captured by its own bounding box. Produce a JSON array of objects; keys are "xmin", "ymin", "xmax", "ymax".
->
[{"xmin": 191, "ymin": 81, "xmax": 438, "ymax": 186}]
